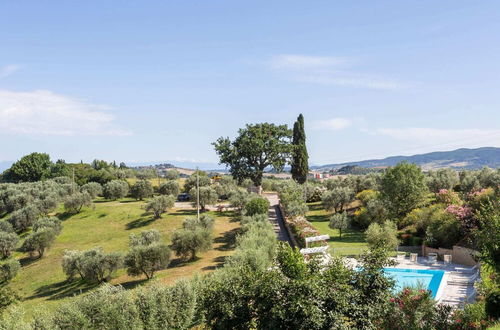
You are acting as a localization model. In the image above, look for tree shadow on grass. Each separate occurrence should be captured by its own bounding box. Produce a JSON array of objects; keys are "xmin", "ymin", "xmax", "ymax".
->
[
  {"xmin": 214, "ymin": 228, "xmax": 240, "ymax": 251},
  {"xmin": 18, "ymin": 255, "xmax": 39, "ymax": 267},
  {"xmin": 307, "ymin": 202, "xmax": 324, "ymax": 211},
  {"xmin": 126, "ymin": 216, "xmax": 156, "ymax": 230},
  {"xmin": 56, "ymin": 212, "xmax": 75, "ymax": 221},
  {"xmin": 168, "ymin": 256, "xmax": 200, "ymax": 268},
  {"xmin": 119, "ymin": 278, "xmax": 149, "ymax": 290},
  {"xmin": 328, "ymin": 229, "xmax": 366, "ymax": 244},
  {"xmin": 307, "ymin": 213, "xmax": 329, "ymax": 223},
  {"xmin": 27, "ymin": 279, "xmax": 96, "ymax": 301},
  {"xmin": 202, "ymin": 255, "xmax": 228, "ymax": 271},
  {"xmin": 171, "ymin": 209, "xmax": 197, "ymax": 217}
]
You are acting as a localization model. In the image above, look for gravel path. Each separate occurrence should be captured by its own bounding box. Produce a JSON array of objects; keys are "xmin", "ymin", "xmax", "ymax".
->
[{"xmin": 264, "ymin": 192, "xmax": 294, "ymax": 247}]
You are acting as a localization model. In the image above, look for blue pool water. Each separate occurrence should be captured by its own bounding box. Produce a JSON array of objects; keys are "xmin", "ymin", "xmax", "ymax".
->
[{"xmin": 383, "ymin": 268, "xmax": 445, "ymax": 298}]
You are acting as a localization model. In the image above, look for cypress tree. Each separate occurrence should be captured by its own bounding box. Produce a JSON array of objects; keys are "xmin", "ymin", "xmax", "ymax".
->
[{"xmin": 291, "ymin": 114, "xmax": 309, "ymax": 184}]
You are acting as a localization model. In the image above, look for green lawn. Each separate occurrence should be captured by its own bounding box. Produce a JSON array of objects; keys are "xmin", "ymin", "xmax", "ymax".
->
[
  {"xmin": 306, "ymin": 202, "xmax": 369, "ymax": 257},
  {"xmin": 9, "ymin": 198, "xmax": 239, "ymax": 316}
]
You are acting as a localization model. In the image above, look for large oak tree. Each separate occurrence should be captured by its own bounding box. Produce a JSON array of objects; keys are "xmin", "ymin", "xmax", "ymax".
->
[{"xmin": 213, "ymin": 123, "xmax": 292, "ymax": 188}]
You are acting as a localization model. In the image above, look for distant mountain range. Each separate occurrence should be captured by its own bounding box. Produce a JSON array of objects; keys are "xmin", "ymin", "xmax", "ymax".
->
[{"xmin": 312, "ymin": 147, "xmax": 500, "ymax": 171}]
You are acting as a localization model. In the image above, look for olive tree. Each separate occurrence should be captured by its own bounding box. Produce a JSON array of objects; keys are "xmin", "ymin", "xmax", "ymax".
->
[
  {"xmin": 427, "ymin": 168, "xmax": 458, "ymax": 194},
  {"xmin": 0, "ymin": 232, "xmax": 18, "ymax": 259},
  {"xmin": 64, "ymin": 192, "xmax": 92, "ymax": 213},
  {"xmin": 61, "ymin": 247, "xmax": 123, "ymax": 283},
  {"xmin": 171, "ymin": 227, "xmax": 212, "ymax": 260},
  {"xmin": 21, "ymin": 228, "xmax": 57, "ymax": 258},
  {"xmin": 322, "ymin": 187, "xmax": 355, "ymax": 213},
  {"xmin": 125, "ymin": 230, "xmax": 171, "ymax": 279},
  {"xmin": 131, "ymin": 180, "xmax": 153, "ymax": 200},
  {"xmin": 158, "ymin": 180, "xmax": 179, "ymax": 197},
  {"xmin": 103, "ymin": 180, "xmax": 129, "ymax": 200},
  {"xmin": 213, "ymin": 123, "xmax": 292, "ymax": 189},
  {"xmin": 165, "ymin": 169, "xmax": 180, "ymax": 180},
  {"xmin": 80, "ymin": 182, "xmax": 103, "ymax": 198},
  {"xmin": 183, "ymin": 215, "xmax": 214, "ymax": 231},
  {"xmin": 33, "ymin": 217, "xmax": 62, "ymax": 235},
  {"xmin": 329, "ymin": 212, "xmax": 350, "ymax": 239},
  {"xmin": 183, "ymin": 170, "xmax": 211, "ymax": 192},
  {"xmin": 145, "ymin": 195, "xmax": 175, "ymax": 218},
  {"xmin": 0, "ymin": 259, "xmax": 20, "ymax": 284},
  {"xmin": 190, "ymin": 186, "xmax": 218, "ymax": 211},
  {"xmin": 8, "ymin": 205, "xmax": 40, "ymax": 232}
]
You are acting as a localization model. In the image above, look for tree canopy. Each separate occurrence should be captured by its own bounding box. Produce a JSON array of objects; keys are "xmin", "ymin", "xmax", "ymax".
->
[
  {"xmin": 213, "ymin": 123, "xmax": 292, "ymax": 187},
  {"xmin": 291, "ymin": 114, "xmax": 309, "ymax": 184}
]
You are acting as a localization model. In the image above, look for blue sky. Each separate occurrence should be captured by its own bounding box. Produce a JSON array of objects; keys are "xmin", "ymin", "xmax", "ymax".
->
[{"xmin": 1, "ymin": 1, "xmax": 500, "ymax": 166}]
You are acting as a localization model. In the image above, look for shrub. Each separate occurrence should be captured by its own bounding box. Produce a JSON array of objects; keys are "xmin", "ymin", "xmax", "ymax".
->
[
  {"xmin": 365, "ymin": 221, "xmax": 399, "ymax": 250},
  {"xmin": 131, "ymin": 180, "xmax": 153, "ymax": 200},
  {"xmin": 64, "ymin": 192, "xmax": 92, "ymax": 214},
  {"xmin": 0, "ymin": 232, "xmax": 19, "ymax": 259},
  {"xmin": 228, "ymin": 189, "xmax": 253, "ymax": 213},
  {"xmin": 171, "ymin": 227, "xmax": 212, "ymax": 260},
  {"xmin": 322, "ymin": 187, "xmax": 355, "ymax": 213},
  {"xmin": 486, "ymin": 289, "xmax": 500, "ymax": 319},
  {"xmin": 425, "ymin": 212, "xmax": 461, "ymax": 249},
  {"xmin": 0, "ymin": 221, "xmax": 14, "ymax": 234},
  {"xmin": 80, "ymin": 182, "xmax": 103, "ymax": 199},
  {"xmin": 103, "ymin": 180, "xmax": 129, "ymax": 200},
  {"xmin": 244, "ymin": 197, "xmax": 270, "ymax": 216},
  {"xmin": 158, "ymin": 180, "xmax": 179, "ymax": 197},
  {"xmin": 0, "ymin": 259, "xmax": 20, "ymax": 283},
  {"xmin": 145, "ymin": 195, "xmax": 175, "ymax": 218}
]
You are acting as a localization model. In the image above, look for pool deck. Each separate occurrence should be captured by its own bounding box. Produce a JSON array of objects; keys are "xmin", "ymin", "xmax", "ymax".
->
[{"xmin": 345, "ymin": 257, "xmax": 478, "ymax": 307}]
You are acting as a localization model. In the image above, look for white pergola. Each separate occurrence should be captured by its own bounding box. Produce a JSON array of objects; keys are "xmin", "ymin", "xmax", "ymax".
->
[{"xmin": 300, "ymin": 235, "xmax": 330, "ymax": 258}]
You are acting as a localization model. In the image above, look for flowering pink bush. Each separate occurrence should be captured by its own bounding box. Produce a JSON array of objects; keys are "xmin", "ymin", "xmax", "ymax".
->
[
  {"xmin": 445, "ymin": 204, "xmax": 473, "ymax": 220},
  {"xmin": 436, "ymin": 189, "xmax": 463, "ymax": 205}
]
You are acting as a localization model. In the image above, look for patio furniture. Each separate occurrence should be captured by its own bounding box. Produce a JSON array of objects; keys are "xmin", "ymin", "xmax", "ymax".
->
[
  {"xmin": 427, "ymin": 252, "xmax": 437, "ymax": 264},
  {"xmin": 443, "ymin": 254, "xmax": 452, "ymax": 264},
  {"xmin": 396, "ymin": 252, "xmax": 406, "ymax": 261},
  {"xmin": 410, "ymin": 253, "xmax": 418, "ymax": 262}
]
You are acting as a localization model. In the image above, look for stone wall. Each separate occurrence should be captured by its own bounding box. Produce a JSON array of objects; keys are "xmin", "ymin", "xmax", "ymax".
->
[{"xmin": 422, "ymin": 245, "xmax": 477, "ymax": 266}]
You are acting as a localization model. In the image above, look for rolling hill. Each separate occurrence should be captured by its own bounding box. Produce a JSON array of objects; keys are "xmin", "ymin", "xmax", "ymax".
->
[{"xmin": 312, "ymin": 147, "xmax": 500, "ymax": 171}]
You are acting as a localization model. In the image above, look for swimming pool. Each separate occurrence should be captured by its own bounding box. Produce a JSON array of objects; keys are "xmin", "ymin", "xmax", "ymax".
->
[{"xmin": 383, "ymin": 268, "xmax": 445, "ymax": 298}]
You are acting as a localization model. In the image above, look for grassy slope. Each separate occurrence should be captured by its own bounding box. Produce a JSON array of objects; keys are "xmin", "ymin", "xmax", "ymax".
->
[
  {"xmin": 9, "ymin": 198, "xmax": 239, "ymax": 316},
  {"xmin": 306, "ymin": 201, "xmax": 368, "ymax": 256}
]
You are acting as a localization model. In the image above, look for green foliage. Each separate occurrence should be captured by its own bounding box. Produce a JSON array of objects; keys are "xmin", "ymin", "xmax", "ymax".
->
[
  {"xmin": 125, "ymin": 243, "xmax": 171, "ymax": 279},
  {"xmin": 4, "ymin": 152, "xmax": 52, "ymax": 182},
  {"xmin": 7, "ymin": 204, "xmax": 39, "ymax": 232},
  {"xmin": 381, "ymin": 287, "xmax": 453, "ymax": 330},
  {"xmin": 425, "ymin": 211, "xmax": 461, "ymax": 248},
  {"xmin": 189, "ymin": 186, "xmax": 217, "ymax": 211},
  {"xmin": 64, "ymin": 192, "xmax": 92, "ymax": 213},
  {"xmin": 61, "ymin": 247, "xmax": 123, "ymax": 283},
  {"xmin": 0, "ymin": 221, "xmax": 14, "ymax": 233},
  {"xmin": 21, "ymin": 227, "xmax": 57, "ymax": 258},
  {"xmin": 130, "ymin": 180, "xmax": 153, "ymax": 200},
  {"xmin": 329, "ymin": 212, "xmax": 350, "ymax": 238},
  {"xmin": 427, "ymin": 168, "xmax": 459, "ymax": 193},
  {"xmin": 486, "ymin": 289, "xmax": 500, "ymax": 319},
  {"xmin": 365, "ymin": 221, "xmax": 399, "ymax": 250},
  {"xmin": 278, "ymin": 181, "xmax": 309, "ymax": 217},
  {"xmin": 0, "ymin": 231, "xmax": 18, "ymax": 259},
  {"xmin": 244, "ymin": 197, "xmax": 270, "ymax": 216},
  {"xmin": 0, "ymin": 287, "xmax": 19, "ymax": 316},
  {"xmin": 164, "ymin": 169, "xmax": 180, "ymax": 180},
  {"xmin": 0, "ymin": 258, "xmax": 20, "ymax": 283},
  {"xmin": 129, "ymin": 229, "xmax": 161, "ymax": 247},
  {"xmin": 103, "ymin": 180, "xmax": 129, "ymax": 200},
  {"xmin": 321, "ymin": 186, "xmax": 355, "ymax": 213},
  {"xmin": 33, "ymin": 216, "xmax": 62, "ymax": 235},
  {"xmin": 133, "ymin": 280, "xmax": 197, "ymax": 329},
  {"xmin": 145, "ymin": 195, "xmax": 175, "ymax": 218},
  {"xmin": 228, "ymin": 188, "xmax": 253, "ymax": 213},
  {"xmin": 158, "ymin": 180, "xmax": 179, "ymax": 196},
  {"xmin": 183, "ymin": 170, "xmax": 210, "ymax": 192},
  {"xmin": 476, "ymin": 202, "xmax": 500, "ymax": 277},
  {"xmin": 80, "ymin": 182, "xmax": 103, "ymax": 199},
  {"xmin": 213, "ymin": 123, "xmax": 292, "ymax": 186},
  {"xmin": 291, "ymin": 114, "xmax": 309, "ymax": 184},
  {"xmin": 380, "ymin": 162, "xmax": 428, "ymax": 219},
  {"xmin": 171, "ymin": 227, "xmax": 212, "ymax": 260},
  {"xmin": 182, "ymin": 214, "xmax": 214, "ymax": 231}
]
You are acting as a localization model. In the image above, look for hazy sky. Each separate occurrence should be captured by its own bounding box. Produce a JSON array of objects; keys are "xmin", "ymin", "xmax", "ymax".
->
[{"xmin": 1, "ymin": 1, "xmax": 500, "ymax": 166}]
